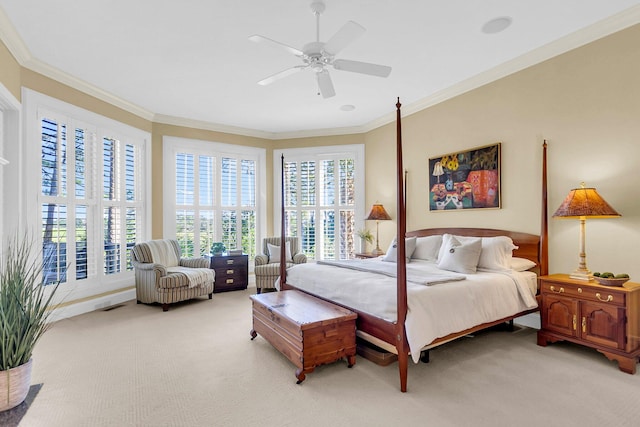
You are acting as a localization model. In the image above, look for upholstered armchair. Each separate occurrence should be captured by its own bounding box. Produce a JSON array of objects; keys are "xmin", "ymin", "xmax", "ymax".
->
[
  {"xmin": 131, "ymin": 239, "xmax": 215, "ymax": 311},
  {"xmin": 254, "ymin": 237, "xmax": 307, "ymax": 293}
]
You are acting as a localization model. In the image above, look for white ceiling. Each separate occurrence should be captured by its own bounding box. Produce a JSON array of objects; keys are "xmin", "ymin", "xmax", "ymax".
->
[{"xmin": 1, "ymin": 1, "xmax": 640, "ymax": 138}]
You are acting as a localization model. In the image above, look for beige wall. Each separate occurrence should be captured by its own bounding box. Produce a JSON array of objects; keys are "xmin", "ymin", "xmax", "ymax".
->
[
  {"xmin": 2, "ymin": 23, "xmax": 639, "ymax": 280},
  {"xmin": 365, "ymin": 24, "xmax": 640, "ymax": 279}
]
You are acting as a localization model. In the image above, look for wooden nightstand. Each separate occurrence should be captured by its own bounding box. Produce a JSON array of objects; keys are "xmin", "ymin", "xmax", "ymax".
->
[
  {"xmin": 537, "ymin": 274, "xmax": 640, "ymax": 374},
  {"xmin": 354, "ymin": 252, "xmax": 378, "ymax": 259},
  {"xmin": 210, "ymin": 254, "xmax": 248, "ymax": 293}
]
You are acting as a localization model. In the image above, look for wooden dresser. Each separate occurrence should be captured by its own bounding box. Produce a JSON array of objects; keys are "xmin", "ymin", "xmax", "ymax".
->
[
  {"xmin": 537, "ymin": 274, "xmax": 640, "ymax": 374},
  {"xmin": 250, "ymin": 290, "xmax": 357, "ymax": 384},
  {"xmin": 210, "ymin": 254, "xmax": 248, "ymax": 293}
]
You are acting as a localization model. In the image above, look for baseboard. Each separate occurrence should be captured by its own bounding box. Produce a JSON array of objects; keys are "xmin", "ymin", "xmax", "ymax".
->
[{"xmin": 49, "ymin": 289, "xmax": 136, "ymax": 322}]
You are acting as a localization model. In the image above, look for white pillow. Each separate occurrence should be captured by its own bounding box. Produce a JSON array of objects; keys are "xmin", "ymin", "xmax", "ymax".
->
[
  {"xmin": 412, "ymin": 235, "xmax": 442, "ymax": 261},
  {"xmin": 511, "ymin": 257, "xmax": 537, "ymax": 272},
  {"xmin": 477, "ymin": 236, "xmax": 518, "ymax": 272},
  {"xmin": 437, "ymin": 235, "xmax": 482, "ymax": 274},
  {"xmin": 382, "ymin": 236, "xmax": 417, "ymax": 263},
  {"xmin": 267, "ymin": 241, "xmax": 292, "ymax": 263},
  {"xmin": 437, "ymin": 234, "xmax": 518, "ymax": 272}
]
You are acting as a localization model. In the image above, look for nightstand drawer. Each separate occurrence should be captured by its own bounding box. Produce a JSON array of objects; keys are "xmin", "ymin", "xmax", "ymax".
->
[
  {"xmin": 211, "ymin": 255, "xmax": 246, "ymax": 268},
  {"xmin": 541, "ymin": 282, "xmax": 625, "ymax": 306}
]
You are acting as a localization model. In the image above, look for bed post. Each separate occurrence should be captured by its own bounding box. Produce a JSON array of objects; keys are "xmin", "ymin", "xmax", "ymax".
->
[
  {"xmin": 540, "ymin": 141, "xmax": 548, "ymax": 276},
  {"xmin": 280, "ymin": 154, "xmax": 287, "ymax": 287},
  {"xmin": 395, "ymin": 98, "xmax": 409, "ymax": 392}
]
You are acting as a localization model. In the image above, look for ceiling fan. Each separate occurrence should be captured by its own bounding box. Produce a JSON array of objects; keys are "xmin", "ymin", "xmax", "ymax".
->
[{"xmin": 249, "ymin": 0, "xmax": 392, "ymax": 98}]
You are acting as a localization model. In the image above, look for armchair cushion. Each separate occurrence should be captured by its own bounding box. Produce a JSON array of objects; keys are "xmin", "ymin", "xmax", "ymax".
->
[{"xmin": 267, "ymin": 241, "xmax": 292, "ymax": 263}]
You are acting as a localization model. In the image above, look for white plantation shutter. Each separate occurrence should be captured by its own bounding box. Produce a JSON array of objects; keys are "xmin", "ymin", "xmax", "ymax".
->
[
  {"xmin": 171, "ymin": 147, "xmax": 259, "ymax": 259},
  {"xmin": 101, "ymin": 138, "xmax": 144, "ymax": 275},
  {"xmin": 39, "ymin": 111, "xmax": 146, "ymax": 285},
  {"xmin": 278, "ymin": 146, "xmax": 363, "ymax": 261}
]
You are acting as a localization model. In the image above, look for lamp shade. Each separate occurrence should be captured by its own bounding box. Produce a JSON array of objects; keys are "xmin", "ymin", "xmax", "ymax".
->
[
  {"xmin": 553, "ymin": 184, "xmax": 621, "ymax": 219},
  {"xmin": 366, "ymin": 204, "xmax": 391, "ymax": 221}
]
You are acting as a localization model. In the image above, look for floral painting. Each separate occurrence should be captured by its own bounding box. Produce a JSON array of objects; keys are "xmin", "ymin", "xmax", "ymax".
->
[{"xmin": 428, "ymin": 143, "xmax": 501, "ymax": 211}]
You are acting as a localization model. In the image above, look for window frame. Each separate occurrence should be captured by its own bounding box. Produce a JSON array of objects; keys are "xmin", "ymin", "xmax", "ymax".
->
[
  {"xmin": 273, "ymin": 144, "xmax": 365, "ymax": 260},
  {"xmin": 23, "ymin": 89, "xmax": 151, "ymax": 302},
  {"xmin": 163, "ymin": 136, "xmax": 266, "ymax": 266},
  {"xmin": 0, "ymin": 82, "xmax": 21, "ymax": 257}
]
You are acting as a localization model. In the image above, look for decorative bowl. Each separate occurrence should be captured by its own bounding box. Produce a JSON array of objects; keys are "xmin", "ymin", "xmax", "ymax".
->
[{"xmin": 593, "ymin": 277, "xmax": 629, "ymax": 287}]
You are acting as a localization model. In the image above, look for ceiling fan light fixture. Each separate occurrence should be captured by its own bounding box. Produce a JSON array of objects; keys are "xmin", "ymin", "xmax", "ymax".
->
[
  {"xmin": 481, "ymin": 16, "xmax": 513, "ymax": 34},
  {"xmin": 250, "ymin": 0, "xmax": 391, "ymax": 97}
]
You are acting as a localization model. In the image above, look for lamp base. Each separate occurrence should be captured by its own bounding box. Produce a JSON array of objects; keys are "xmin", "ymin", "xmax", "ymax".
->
[{"xmin": 570, "ymin": 269, "xmax": 593, "ymax": 281}]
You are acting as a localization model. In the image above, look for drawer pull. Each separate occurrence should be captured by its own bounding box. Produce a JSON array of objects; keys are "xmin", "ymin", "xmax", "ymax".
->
[
  {"xmin": 582, "ymin": 317, "xmax": 586, "ymax": 333},
  {"xmin": 226, "ymin": 279, "xmax": 234, "ymax": 284},
  {"xmin": 572, "ymin": 314, "xmax": 577, "ymax": 331},
  {"xmin": 550, "ymin": 286, "xmax": 564, "ymax": 294},
  {"xmin": 226, "ymin": 269, "xmax": 234, "ymax": 274},
  {"xmin": 226, "ymin": 259, "xmax": 234, "ymax": 265},
  {"xmin": 595, "ymin": 293, "xmax": 613, "ymax": 302},
  {"xmin": 578, "ymin": 288, "xmax": 582, "ymax": 293}
]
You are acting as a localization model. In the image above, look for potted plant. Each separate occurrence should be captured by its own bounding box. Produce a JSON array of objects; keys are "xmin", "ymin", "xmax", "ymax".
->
[
  {"xmin": 211, "ymin": 242, "xmax": 226, "ymax": 256},
  {"xmin": 0, "ymin": 234, "xmax": 63, "ymax": 412},
  {"xmin": 356, "ymin": 229, "xmax": 374, "ymax": 253}
]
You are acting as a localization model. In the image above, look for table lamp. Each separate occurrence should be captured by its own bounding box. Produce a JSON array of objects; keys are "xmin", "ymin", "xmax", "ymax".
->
[
  {"xmin": 366, "ymin": 203, "xmax": 391, "ymax": 256},
  {"xmin": 553, "ymin": 183, "xmax": 621, "ymax": 281}
]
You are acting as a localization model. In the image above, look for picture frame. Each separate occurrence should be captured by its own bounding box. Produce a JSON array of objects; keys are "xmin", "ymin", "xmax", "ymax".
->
[{"xmin": 428, "ymin": 143, "xmax": 501, "ymax": 211}]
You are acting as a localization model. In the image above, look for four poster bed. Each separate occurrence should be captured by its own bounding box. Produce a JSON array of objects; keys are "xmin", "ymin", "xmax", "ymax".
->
[{"xmin": 279, "ymin": 99, "xmax": 549, "ymax": 392}]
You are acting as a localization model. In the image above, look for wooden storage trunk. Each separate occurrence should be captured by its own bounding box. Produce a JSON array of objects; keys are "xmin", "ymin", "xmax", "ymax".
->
[{"xmin": 250, "ymin": 290, "xmax": 357, "ymax": 384}]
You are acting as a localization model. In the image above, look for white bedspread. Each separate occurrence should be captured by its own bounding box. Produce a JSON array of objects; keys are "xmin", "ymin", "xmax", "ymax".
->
[
  {"xmin": 317, "ymin": 259, "xmax": 465, "ymax": 285},
  {"xmin": 283, "ymin": 259, "xmax": 538, "ymax": 363}
]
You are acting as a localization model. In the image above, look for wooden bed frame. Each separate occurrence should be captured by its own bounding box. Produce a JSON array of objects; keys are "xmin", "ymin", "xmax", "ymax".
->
[{"xmin": 280, "ymin": 99, "xmax": 549, "ymax": 392}]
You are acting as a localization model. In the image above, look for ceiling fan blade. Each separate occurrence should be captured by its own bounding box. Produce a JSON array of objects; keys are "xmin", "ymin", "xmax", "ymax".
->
[
  {"xmin": 248, "ymin": 34, "xmax": 303, "ymax": 57},
  {"xmin": 316, "ymin": 70, "xmax": 335, "ymax": 98},
  {"xmin": 258, "ymin": 66, "xmax": 306, "ymax": 86},
  {"xmin": 323, "ymin": 21, "xmax": 365, "ymax": 56},
  {"xmin": 333, "ymin": 59, "xmax": 392, "ymax": 78}
]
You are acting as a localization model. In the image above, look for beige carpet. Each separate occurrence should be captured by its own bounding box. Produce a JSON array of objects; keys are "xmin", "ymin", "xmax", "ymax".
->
[{"xmin": 19, "ymin": 285, "xmax": 640, "ymax": 427}]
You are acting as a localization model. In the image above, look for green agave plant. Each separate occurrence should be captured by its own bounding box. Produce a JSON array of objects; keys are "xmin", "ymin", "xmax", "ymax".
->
[{"xmin": 0, "ymin": 234, "xmax": 63, "ymax": 371}]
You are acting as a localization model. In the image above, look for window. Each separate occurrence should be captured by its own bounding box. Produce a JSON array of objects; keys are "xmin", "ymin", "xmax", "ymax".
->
[
  {"xmin": 40, "ymin": 119, "xmax": 145, "ymax": 284},
  {"xmin": 275, "ymin": 145, "xmax": 365, "ymax": 261},
  {"xmin": 25, "ymin": 89, "xmax": 150, "ymax": 296},
  {"xmin": 164, "ymin": 137, "xmax": 266, "ymax": 264}
]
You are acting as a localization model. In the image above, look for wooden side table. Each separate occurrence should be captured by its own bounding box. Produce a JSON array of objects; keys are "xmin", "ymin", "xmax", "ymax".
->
[
  {"xmin": 210, "ymin": 254, "xmax": 248, "ymax": 292},
  {"xmin": 537, "ymin": 274, "xmax": 640, "ymax": 374}
]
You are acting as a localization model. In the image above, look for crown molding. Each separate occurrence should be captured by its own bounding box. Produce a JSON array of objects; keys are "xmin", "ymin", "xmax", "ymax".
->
[
  {"xmin": 360, "ymin": 4, "xmax": 640, "ymax": 134},
  {"xmin": 152, "ymin": 114, "xmax": 278, "ymax": 140},
  {"xmin": 153, "ymin": 114, "xmax": 367, "ymax": 140},
  {"xmin": 0, "ymin": 7, "xmax": 154, "ymax": 121},
  {"xmin": 0, "ymin": 7, "xmax": 30, "ymax": 64},
  {"xmin": 2, "ymin": 4, "xmax": 639, "ymax": 139},
  {"xmin": 23, "ymin": 58, "xmax": 156, "ymax": 121}
]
